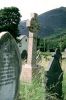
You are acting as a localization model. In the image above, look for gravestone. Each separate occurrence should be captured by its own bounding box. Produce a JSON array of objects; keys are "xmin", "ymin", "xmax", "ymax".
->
[
  {"xmin": 45, "ymin": 48, "xmax": 63, "ymax": 100},
  {"xmin": 0, "ymin": 32, "xmax": 21, "ymax": 100}
]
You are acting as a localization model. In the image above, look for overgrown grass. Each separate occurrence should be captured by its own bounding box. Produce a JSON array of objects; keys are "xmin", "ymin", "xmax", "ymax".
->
[
  {"xmin": 19, "ymin": 67, "xmax": 45, "ymax": 100},
  {"xmin": 19, "ymin": 52, "xmax": 66, "ymax": 100},
  {"xmin": 19, "ymin": 71, "xmax": 66, "ymax": 100},
  {"xmin": 19, "ymin": 74, "xmax": 66, "ymax": 100}
]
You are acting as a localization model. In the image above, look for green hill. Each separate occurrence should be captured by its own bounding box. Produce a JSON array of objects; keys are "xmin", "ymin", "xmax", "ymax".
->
[
  {"xmin": 19, "ymin": 7, "xmax": 66, "ymax": 51},
  {"xmin": 38, "ymin": 7, "xmax": 66, "ymax": 37}
]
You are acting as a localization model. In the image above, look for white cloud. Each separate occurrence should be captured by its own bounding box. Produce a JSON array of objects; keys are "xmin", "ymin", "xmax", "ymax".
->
[{"xmin": 0, "ymin": 0, "xmax": 66, "ymax": 20}]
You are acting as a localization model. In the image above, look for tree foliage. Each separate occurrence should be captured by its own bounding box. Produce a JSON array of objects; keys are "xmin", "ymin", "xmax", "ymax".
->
[
  {"xmin": 37, "ymin": 34, "xmax": 66, "ymax": 52},
  {"xmin": 0, "ymin": 7, "xmax": 21, "ymax": 38}
]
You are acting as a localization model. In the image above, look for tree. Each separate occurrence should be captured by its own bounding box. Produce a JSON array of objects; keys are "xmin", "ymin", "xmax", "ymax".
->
[{"xmin": 0, "ymin": 7, "xmax": 21, "ymax": 39}]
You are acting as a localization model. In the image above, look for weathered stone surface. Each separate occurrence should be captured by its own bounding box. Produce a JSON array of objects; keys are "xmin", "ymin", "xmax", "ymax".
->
[
  {"xmin": 27, "ymin": 31, "xmax": 37, "ymax": 67},
  {"xmin": 21, "ymin": 13, "xmax": 38, "ymax": 82},
  {"xmin": 27, "ymin": 13, "xmax": 38, "ymax": 67},
  {"xmin": 45, "ymin": 48, "xmax": 63, "ymax": 100},
  {"xmin": 0, "ymin": 32, "xmax": 21, "ymax": 100}
]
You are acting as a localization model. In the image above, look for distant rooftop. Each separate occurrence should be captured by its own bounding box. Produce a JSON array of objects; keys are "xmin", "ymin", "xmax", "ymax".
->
[{"xmin": 17, "ymin": 35, "xmax": 27, "ymax": 41}]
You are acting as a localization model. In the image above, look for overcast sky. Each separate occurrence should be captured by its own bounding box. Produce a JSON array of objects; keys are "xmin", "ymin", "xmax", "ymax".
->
[{"xmin": 0, "ymin": 0, "xmax": 66, "ymax": 20}]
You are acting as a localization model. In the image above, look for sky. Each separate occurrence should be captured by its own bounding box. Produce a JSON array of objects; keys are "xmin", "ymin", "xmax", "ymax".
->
[{"xmin": 0, "ymin": 0, "xmax": 66, "ymax": 20}]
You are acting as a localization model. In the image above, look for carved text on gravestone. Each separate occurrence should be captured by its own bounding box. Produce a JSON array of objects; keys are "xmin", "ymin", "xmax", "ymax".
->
[{"xmin": 0, "ymin": 43, "xmax": 17, "ymax": 86}]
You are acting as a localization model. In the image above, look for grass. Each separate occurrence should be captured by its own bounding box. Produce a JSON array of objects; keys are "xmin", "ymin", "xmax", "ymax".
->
[
  {"xmin": 63, "ymin": 72, "xmax": 66, "ymax": 100},
  {"xmin": 19, "ymin": 67, "xmax": 45, "ymax": 100},
  {"xmin": 19, "ymin": 52, "xmax": 66, "ymax": 100}
]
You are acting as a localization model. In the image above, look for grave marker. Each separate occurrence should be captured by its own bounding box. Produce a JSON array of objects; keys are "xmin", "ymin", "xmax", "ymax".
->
[
  {"xmin": 45, "ymin": 48, "xmax": 63, "ymax": 100},
  {"xmin": 26, "ymin": 13, "xmax": 38, "ymax": 67},
  {"xmin": 21, "ymin": 13, "xmax": 38, "ymax": 82},
  {"xmin": 0, "ymin": 32, "xmax": 21, "ymax": 100}
]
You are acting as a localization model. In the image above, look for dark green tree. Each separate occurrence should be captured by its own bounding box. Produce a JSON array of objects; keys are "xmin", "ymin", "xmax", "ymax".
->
[{"xmin": 0, "ymin": 7, "xmax": 21, "ymax": 39}]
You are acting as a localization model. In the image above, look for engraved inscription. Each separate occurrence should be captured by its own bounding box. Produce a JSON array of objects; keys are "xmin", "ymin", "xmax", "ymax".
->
[
  {"xmin": 0, "ymin": 32, "xmax": 21, "ymax": 100},
  {"xmin": 0, "ymin": 46, "xmax": 17, "ymax": 86}
]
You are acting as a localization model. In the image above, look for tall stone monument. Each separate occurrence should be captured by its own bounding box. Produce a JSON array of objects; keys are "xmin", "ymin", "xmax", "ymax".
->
[
  {"xmin": 27, "ymin": 14, "xmax": 37, "ymax": 67},
  {"xmin": 21, "ymin": 13, "xmax": 39, "ymax": 82},
  {"xmin": 0, "ymin": 32, "xmax": 21, "ymax": 100},
  {"xmin": 45, "ymin": 48, "xmax": 63, "ymax": 100}
]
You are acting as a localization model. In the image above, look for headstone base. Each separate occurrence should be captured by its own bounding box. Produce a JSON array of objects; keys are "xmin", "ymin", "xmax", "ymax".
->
[
  {"xmin": 20, "ymin": 64, "xmax": 32, "ymax": 83},
  {"xmin": 20, "ymin": 64, "xmax": 40, "ymax": 83}
]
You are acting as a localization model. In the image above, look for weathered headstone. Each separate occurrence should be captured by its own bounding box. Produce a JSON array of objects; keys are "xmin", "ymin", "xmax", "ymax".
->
[
  {"xmin": 45, "ymin": 48, "xmax": 63, "ymax": 100},
  {"xmin": 0, "ymin": 32, "xmax": 21, "ymax": 100}
]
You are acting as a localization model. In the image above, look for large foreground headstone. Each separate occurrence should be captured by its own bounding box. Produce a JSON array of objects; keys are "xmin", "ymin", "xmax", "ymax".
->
[
  {"xmin": 0, "ymin": 32, "xmax": 21, "ymax": 100},
  {"xmin": 45, "ymin": 48, "xmax": 63, "ymax": 100}
]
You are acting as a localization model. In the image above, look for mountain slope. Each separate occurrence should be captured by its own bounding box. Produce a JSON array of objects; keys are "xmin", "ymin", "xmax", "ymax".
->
[
  {"xmin": 19, "ymin": 7, "xmax": 66, "ymax": 37},
  {"xmin": 38, "ymin": 7, "xmax": 66, "ymax": 37},
  {"xmin": 18, "ymin": 20, "xmax": 29, "ymax": 36}
]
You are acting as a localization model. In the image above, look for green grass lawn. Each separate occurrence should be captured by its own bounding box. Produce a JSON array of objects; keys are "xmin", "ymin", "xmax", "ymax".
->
[{"xmin": 19, "ymin": 52, "xmax": 66, "ymax": 100}]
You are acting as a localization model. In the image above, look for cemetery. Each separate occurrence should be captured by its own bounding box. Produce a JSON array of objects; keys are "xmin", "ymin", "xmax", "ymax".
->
[{"xmin": 0, "ymin": 7, "xmax": 66, "ymax": 100}]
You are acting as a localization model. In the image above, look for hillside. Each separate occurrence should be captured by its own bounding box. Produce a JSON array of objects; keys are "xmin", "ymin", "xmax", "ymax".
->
[
  {"xmin": 38, "ymin": 7, "xmax": 66, "ymax": 37},
  {"xmin": 19, "ymin": 7, "xmax": 66, "ymax": 37},
  {"xmin": 18, "ymin": 20, "xmax": 29, "ymax": 36}
]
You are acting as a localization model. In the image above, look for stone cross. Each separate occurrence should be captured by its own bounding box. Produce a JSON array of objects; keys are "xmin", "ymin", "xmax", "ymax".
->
[
  {"xmin": 26, "ymin": 13, "xmax": 39, "ymax": 33},
  {"xmin": 45, "ymin": 48, "xmax": 63, "ymax": 100},
  {"xmin": 0, "ymin": 31, "xmax": 21, "ymax": 100},
  {"xmin": 26, "ymin": 13, "xmax": 38, "ymax": 27},
  {"xmin": 26, "ymin": 13, "xmax": 38, "ymax": 67},
  {"xmin": 21, "ymin": 13, "xmax": 38, "ymax": 82}
]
